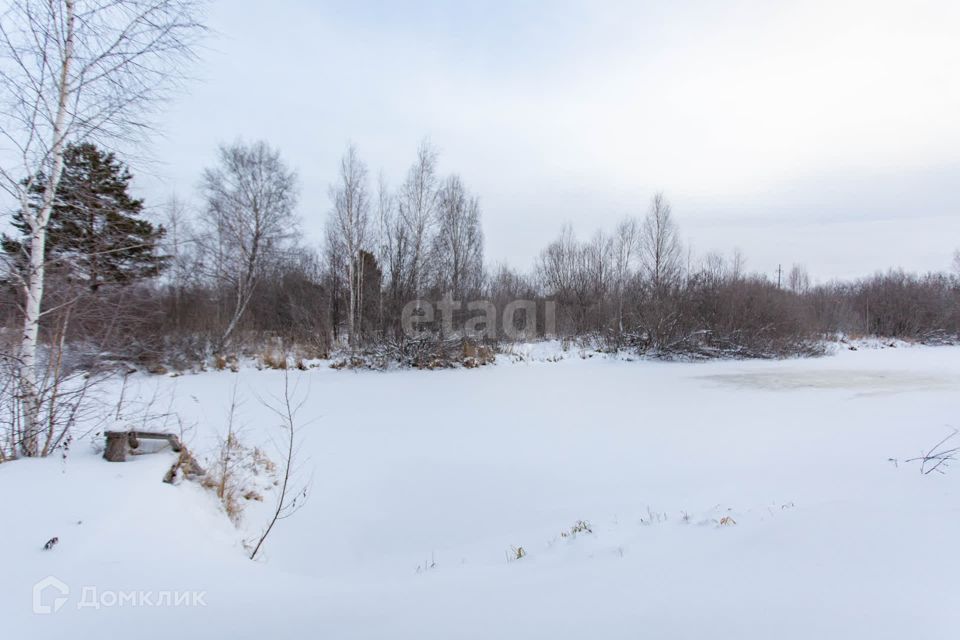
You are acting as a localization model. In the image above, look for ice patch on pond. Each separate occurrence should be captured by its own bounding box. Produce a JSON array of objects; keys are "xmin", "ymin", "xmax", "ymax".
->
[{"xmin": 699, "ymin": 369, "xmax": 960, "ymax": 394}]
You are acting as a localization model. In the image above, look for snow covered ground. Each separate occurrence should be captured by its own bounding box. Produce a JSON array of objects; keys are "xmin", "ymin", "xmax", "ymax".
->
[{"xmin": 4, "ymin": 344, "xmax": 960, "ymax": 639}]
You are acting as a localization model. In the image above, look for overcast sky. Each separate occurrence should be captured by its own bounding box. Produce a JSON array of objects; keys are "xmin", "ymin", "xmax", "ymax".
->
[{"xmin": 136, "ymin": 0, "xmax": 960, "ymax": 281}]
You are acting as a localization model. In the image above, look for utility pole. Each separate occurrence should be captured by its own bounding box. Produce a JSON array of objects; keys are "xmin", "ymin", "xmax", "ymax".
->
[{"xmin": 777, "ymin": 264, "xmax": 783, "ymax": 289}]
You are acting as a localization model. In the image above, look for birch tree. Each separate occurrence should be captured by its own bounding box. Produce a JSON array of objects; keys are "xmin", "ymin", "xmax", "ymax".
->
[
  {"xmin": 0, "ymin": 0, "xmax": 203, "ymax": 456},
  {"xmin": 201, "ymin": 141, "xmax": 299, "ymax": 351},
  {"xmin": 431, "ymin": 174, "xmax": 484, "ymax": 301},
  {"xmin": 536, "ymin": 225, "xmax": 581, "ymax": 333},
  {"xmin": 374, "ymin": 171, "xmax": 395, "ymax": 332},
  {"xmin": 160, "ymin": 195, "xmax": 197, "ymax": 330},
  {"xmin": 376, "ymin": 173, "xmax": 415, "ymax": 341},
  {"xmin": 788, "ymin": 264, "xmax": 811, "ymax": 294},
  {"xmin": 326, "ymin": 145, "xmax": 370, "ymax": 346},
  {"xmin": 639, "ymin": 192, "xmax": 683, "ymax": 293},
  {"xmin": 611, "ymin": 216, "xmax": 639, "ymax": 335},
  {"xmin": 583, "ymin": 230, "xmax": 612, "ymax": 333},
  {"xmin": 398, "ymin": 141, "xmax": 439, "ymax": 300}
]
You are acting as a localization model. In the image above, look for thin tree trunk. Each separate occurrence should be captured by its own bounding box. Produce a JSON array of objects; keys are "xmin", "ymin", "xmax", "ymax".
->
[
  {"xmin": 356, "ymin": 252, "xmax": 364, "ymax": 346},
  {"xmin": 19, "ymin": 0, "xmax": 76, "ymax": 457},
  {"xmin": 346, "ymin": 256, "xmax": 355, "ymax": 347},
  {"xmin": 220, "ymin": 228, "xmax": 262, "ymax": 350}
]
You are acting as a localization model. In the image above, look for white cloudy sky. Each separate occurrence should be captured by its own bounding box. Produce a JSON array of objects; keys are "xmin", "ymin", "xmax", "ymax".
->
[{"xmin": 137, "ymin": 0, "xmax": 960, "ymax": 281}]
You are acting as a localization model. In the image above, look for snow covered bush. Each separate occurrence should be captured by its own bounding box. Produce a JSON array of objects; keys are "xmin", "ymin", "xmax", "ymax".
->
[
  {"xmin": 197, "ymin": 389, "xmax": 277, "ymax": 524},
  {"xmin": 200, "ymin": 432, "xmax": 276, "ymax": 525}
]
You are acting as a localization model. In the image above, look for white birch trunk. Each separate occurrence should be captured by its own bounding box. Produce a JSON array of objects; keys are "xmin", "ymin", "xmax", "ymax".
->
[
  {"xmin": 19, "ymin": 0, "xmax": 76, "ymax": 457},
  {"xmin": 346, "ymin": 256, "xmax": 356, "ymax": 347}
]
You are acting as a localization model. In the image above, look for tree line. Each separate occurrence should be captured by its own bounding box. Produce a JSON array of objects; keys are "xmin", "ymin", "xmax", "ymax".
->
[{"xmin": 2, "ymin": 138, "xmax": 959, "ymax": 371}]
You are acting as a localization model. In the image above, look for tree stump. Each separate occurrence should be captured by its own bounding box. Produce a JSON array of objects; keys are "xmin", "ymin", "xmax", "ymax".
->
[{"xmin": 103, "ymin": 431, "xmax": 129, "ymax": 462}]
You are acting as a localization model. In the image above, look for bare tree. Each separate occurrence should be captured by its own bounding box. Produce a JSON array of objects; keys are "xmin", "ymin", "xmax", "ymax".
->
[
  {"xmin": 398, "ymin": 140, "xmax": 439, "ymax": 301},
  {"xmin": 788, "ymin": 264, "xmax": 811, "ymax": 294},
  {"xmin": 611, "ymin": 217, "xmax": 638, "ymax": 335},
  {"xmin": 160, "ymin": 195, "xmax": 199, "ymax": 331},
  {"xmin": 431, "ymin": 174, "xmax": 484, "ymax": 301},
  {"xmin": 374, "ymin": 171, "xmax": 395, "ymax": 333},
  {"xmin": 536, "ymin": 225, "xmax": 580, "ymax": 333},
  {"xmin": 376, "ymin": 172, "xmax": 410, "ymax": 340},
  {"xmin": 639, "ymin": 192, "xmax": 683, "ymax": 293},
  {"xmin": 0, "ymin": 0, "xmax": 203, "ymax": 456},
  {"xmin": 730, "ymin": 248, "xmax": 746, "ymax": 282},
  {"xmin": 249, "ymin": 370, "xmax": 308, "ymax": 560},
  {"xmin": 700, "ymin": 251, "xmax": 727, "ymax": 285},
  {"xmin": 326, "ymin": 145, "xmax": 370, "ymax": 347},
  {"xmin": 582, "ymin": 230, "xmax": 612, "ymax": 333},
  {"xmin": 201, "ymin": 141, "xmax": 299, "ymax": 351}
]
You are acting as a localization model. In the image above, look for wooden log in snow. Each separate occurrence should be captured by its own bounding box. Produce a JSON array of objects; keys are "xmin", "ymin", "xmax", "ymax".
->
[{"xmin": 103, "ymin": 430, "xmax": 184, "ymax": 461}]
